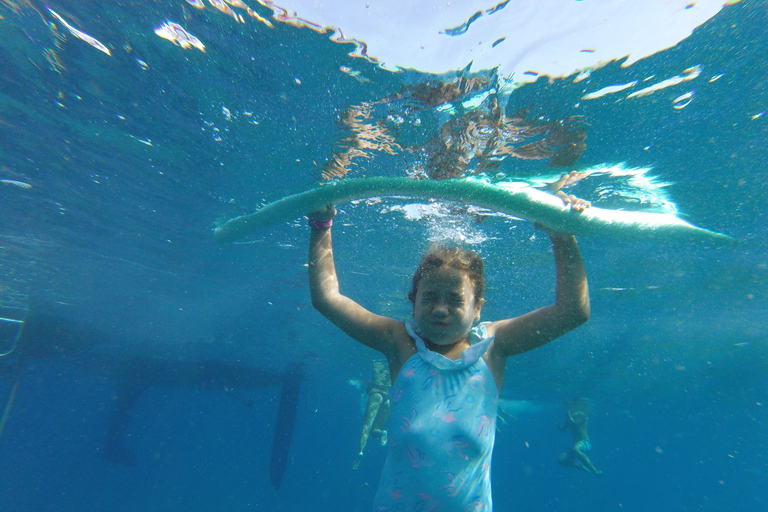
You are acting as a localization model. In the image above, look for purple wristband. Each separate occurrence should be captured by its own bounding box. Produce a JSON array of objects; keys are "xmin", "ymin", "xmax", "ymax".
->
[{"xmin": 308, "ymin": 218, "xmax": 333, "ymax": 229}]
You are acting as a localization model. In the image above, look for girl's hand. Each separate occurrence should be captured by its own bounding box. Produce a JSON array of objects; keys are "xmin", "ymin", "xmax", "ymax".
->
[
  {"xmin": 308, "ymin": 204, "xmax": 336, "ymax": 222},
  {"xmin": 549, "ymin": 171, "xmax": 591, "ymax": 211},
  {"xmin": 555, "ymin": 191, "xmax": 591, "ymax": 211}
]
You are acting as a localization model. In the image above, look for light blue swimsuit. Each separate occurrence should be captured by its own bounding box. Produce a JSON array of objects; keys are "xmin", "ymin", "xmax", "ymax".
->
[{"xmin": 373, "ymin": 320, "xmax": 498, "ymax": 512}]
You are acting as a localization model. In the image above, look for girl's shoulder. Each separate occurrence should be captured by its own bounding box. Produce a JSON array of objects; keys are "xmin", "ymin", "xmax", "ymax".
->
[
  {"xmin": 387, "ymin": 321, "xmax": 417, "ymax": 379},
  {"xmin": 391, "ymin": 320, "xmax": 416, "ymax": 352}
]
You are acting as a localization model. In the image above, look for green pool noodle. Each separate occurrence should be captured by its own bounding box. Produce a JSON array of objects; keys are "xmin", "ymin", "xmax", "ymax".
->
[{"xmin": 213, "ymin": 177, "xmax": 736, "ymax": 246}]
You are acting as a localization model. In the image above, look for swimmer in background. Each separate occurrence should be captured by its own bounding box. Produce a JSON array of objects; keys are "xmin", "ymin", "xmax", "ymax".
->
[
  {"xmin": 352, "ymin": 359, "xmax": 391, "ymax": 469},
  {"xmin": 558, "ymin": 398, "xmax": 602, "ymax": 476}
]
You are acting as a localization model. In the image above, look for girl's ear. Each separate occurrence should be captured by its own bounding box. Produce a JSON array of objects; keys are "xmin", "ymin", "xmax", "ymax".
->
[{"xmin": 474, "ymin": 298, "xmax": 485, "ymax": 321}]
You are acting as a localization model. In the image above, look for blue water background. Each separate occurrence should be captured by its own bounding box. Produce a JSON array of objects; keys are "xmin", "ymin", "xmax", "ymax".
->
[{"xmin": 1, "ymin": 1, "xmax": 767, "ymax": 511}]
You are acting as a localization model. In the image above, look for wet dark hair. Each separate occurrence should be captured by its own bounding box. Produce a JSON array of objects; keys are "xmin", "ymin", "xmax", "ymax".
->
[{"xmin": 408, "ymin": 246, "xmax": 485, "ymax": 304}]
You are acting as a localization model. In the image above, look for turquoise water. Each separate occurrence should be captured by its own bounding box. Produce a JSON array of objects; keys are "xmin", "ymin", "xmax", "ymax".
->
[{"xmin": 1, "ymin": 1, "xmax": 766, "ymax": 511}]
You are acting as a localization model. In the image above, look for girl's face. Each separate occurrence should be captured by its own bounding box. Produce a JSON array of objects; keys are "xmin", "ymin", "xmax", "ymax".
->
[{"xmin": 412, "ymin": 267, "xmax": 484, "ymax": 346}]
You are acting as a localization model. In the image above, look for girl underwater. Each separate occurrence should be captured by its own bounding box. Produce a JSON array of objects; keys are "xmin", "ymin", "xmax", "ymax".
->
[{"xmin": 307, "ymin": 186, "xmax": 590, "ymax": 511}]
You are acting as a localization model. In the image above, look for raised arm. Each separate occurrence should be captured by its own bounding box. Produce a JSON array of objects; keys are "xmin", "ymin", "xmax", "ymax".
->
[
  {"xmin": 487, "ymin": 232, "xmax": 590, "ymax": 360},
  {"xmin": 308, "ymin": 206, "xmax": 404, "ymax": 355}
]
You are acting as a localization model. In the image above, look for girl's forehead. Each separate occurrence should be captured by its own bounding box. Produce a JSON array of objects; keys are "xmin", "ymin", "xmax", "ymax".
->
[{"xmin": 420, "ymin": 267, "xmax": 471, "ymax": 288}]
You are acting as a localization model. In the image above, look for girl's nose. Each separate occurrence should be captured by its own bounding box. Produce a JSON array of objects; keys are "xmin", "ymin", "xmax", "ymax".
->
[{"xmin": 432, "ymin": 303, "xmax": 449, "ymax": 316}]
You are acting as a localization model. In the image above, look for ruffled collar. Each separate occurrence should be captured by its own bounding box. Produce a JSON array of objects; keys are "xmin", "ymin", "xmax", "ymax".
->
[{"xmin": 405, "ymin": 319, "xmax": 494, "ymax": 371}]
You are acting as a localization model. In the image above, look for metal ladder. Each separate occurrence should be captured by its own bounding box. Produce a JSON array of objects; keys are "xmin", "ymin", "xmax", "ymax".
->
[
  {"xmin": 0, "ymin": 306, "xmax": 27, "ymax": 357},
  {"xmin": 0, "ymin": 307, "xmax": 27, "ymax": 438}
]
